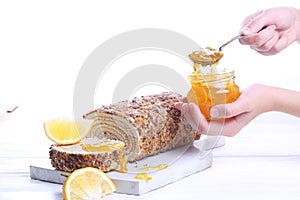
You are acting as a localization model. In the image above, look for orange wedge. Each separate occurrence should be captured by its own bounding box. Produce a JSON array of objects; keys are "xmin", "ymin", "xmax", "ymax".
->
[
  {"xmin": 63, "ymin": 167, "xmax": 116, "ymax": 199},
  {"xmin": 44, "ymin": 118, "xmax": 93, "ymax": 145}
]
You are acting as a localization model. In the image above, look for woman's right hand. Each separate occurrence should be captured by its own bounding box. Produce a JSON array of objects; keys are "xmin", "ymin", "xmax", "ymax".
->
[{"xmin": 239, "ymin": 7, "xmax": 300, "ymax": 55}]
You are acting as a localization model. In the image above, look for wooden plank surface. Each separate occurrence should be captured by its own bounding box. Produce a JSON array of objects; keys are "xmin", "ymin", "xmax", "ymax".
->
[{"xmin": 1, "ymin": 111, "xmax": 300, "ymax": 199}]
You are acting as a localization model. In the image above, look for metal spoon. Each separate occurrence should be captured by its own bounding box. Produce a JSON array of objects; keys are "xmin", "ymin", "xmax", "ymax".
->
[
  {"xmin": 189, "ymin": 35, "xmax": 245, "ymax": 66},
  {"xmin": 218, "ymin": 34, "xmax": 245, "ymax": 52}
]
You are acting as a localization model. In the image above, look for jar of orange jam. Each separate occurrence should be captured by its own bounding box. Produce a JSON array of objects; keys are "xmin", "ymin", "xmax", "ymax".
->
[{"xmin": 187, "ymin": 49, "xmax": 240, "ymax": 120}]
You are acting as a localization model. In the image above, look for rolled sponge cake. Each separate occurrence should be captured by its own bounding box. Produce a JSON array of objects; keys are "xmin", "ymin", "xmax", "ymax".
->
[{"xmin": 84, "ymin": 92, "xmax": 200, "ymax": 162}]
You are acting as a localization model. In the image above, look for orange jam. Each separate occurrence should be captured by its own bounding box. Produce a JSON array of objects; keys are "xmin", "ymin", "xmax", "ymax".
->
[
  {"xmin": 82, "ymin": 140, "xmax": 125, "ymax": 152},
  {"xmin": 134, "ymin": 172, "xmax": 152, "ymax": 181},
  {"xmin": 118, "ymin": 154, "xmax": 128, "ymax": 173},
  {"xmin": 189, "ymin": 47, "xmax": 223, "ymax": 66},
  {"xmin": 187, "ymin": 50, "xmax": 240, "ymax": 120},
  {"xmin": 138, "ymin": 164, "xmax": 168, "ymax": 171},
  {"xmin": 134, "ymin": 164, "xmax": 168, "ymax": 181},
  {"xmin": 82, "ymin": 140, "xmax": 128, "ymax": 173}
]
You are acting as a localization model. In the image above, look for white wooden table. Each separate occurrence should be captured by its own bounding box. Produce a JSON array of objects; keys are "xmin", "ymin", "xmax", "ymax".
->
[{"xmin": 1, "ymin": 110, "xmax": 300, "ymax": 200}]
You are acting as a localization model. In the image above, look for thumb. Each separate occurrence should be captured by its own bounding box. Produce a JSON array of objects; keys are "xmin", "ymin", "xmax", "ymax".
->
[{"xmin": 210, "ymin": 98, "xmax": 249, "ymax": 119}]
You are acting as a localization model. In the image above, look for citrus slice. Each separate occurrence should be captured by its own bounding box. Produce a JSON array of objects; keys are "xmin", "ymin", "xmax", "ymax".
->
[
  {"xmin": 63, "ymin": 167, "xmax": 116, "ymax": 199},
  {"xmin": 44, "ymin": 118, "xmax": 93, "ymax": 145}
]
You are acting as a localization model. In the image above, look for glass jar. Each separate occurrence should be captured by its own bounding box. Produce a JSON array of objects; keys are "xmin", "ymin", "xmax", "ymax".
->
[{"xmin": 187, "ymin": 69, "xmax": 240, "ymax": 120}]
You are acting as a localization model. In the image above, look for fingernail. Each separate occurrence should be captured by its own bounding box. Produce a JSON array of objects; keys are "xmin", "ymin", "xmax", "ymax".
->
[
  {"xmin": 210, "ymin": 108, "xmax": 219, "ymax": 118},
  {"xmin": 174, "ymin": 102, "xmax": 181, "ymax": 110},
  {"xmin": 240, "ymin": 27, "xmax": 250, "ymax": 35},
  {"xmin": 270, "ymin": 25, "xmax": 276, "ymax": 30},
  {"xmin": 181, "ymin": 103, "xmax": 188, "ymax": 114}
]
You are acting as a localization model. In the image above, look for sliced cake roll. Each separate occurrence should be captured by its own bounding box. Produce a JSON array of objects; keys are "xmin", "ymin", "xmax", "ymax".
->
[{"xmin": 49, "ymin": 138, "xmax": 126, "ymax": 173}]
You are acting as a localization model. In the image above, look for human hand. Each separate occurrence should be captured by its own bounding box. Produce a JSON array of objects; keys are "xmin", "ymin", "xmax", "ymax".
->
[
  {"xmin": 239, "ymin": 7, "xmax": 300, "ymax": 55},
  {"xmin": 176, "ymin": 84, "xmax": 274, "ymax": 136}
]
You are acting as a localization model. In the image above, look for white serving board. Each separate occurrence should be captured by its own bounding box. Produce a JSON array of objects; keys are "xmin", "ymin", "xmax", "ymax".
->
[{"xmin": 30, "ymin": 138, "xmax": 224, "ymax": 195}]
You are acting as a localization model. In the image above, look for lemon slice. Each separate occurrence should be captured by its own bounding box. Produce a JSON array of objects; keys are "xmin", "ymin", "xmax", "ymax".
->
[
  {"xmin": 44, "ymin": 118, "xmax": 93, "ymax": 145},
  {"xmin": 63, "ymin": 167, "xmax": 116, "ymax": 199}
]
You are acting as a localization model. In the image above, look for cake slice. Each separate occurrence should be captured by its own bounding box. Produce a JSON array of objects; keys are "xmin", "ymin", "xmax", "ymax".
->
[{"xmin": 49, "ymin": 138, "xmax": 126, "ymax": 173}]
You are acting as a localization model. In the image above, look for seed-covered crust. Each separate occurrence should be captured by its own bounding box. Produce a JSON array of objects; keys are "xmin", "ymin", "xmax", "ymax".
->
[
  {"xmin": 84, "ymin": 92, "xmax": 200, "ymax": 162},
  {"xmin": 49, "ymin": 138, "xmax": 125, "ymax": 172}
]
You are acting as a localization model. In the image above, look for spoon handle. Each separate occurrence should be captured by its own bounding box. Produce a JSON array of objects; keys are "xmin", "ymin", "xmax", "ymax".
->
[{"xmin": 219, "ymin": 35, "xmax": 245, "ymax": 52}]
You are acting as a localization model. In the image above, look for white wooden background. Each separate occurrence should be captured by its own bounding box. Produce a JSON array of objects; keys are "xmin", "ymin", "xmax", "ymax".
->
[{"xmin": 1, "ymin": 111, "xmax": 300, "ymax": 199}]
